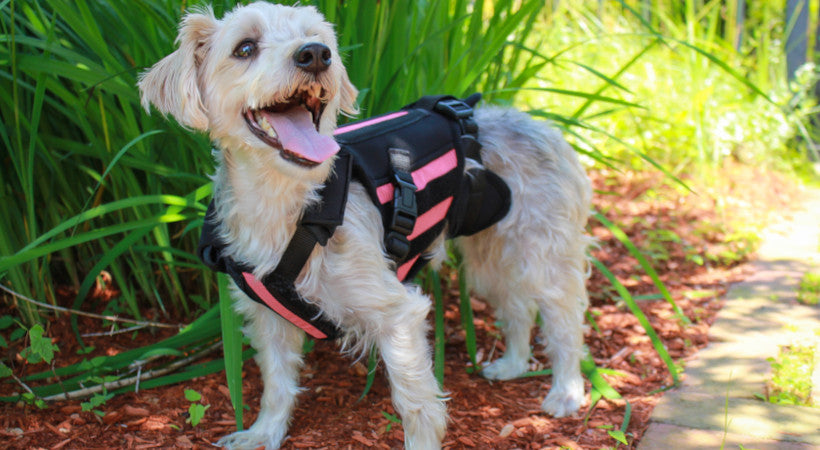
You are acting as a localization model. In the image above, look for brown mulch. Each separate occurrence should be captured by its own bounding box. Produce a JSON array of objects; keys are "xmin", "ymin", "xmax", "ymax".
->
[{"xmin": 0, "ymin": 164, "xmax": 803, "ymax": 449}]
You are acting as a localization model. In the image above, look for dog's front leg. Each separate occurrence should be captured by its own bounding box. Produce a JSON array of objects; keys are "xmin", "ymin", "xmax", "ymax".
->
[
  {"xmin": 377, "ymin": 286, "xmax": 447, "ymax": 450},
  {"xmin": 218, "ymin": 294, "xmax": 305, "ymax": 450}
]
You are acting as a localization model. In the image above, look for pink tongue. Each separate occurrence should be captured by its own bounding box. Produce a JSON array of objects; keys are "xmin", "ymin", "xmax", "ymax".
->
[{"xmin": 263, "ymin": 107, "xmax": 339, "ymax": 163}]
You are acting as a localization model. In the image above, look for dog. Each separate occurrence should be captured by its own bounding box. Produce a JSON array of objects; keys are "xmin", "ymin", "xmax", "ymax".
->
[{"xmin": 139, "ymin": 2, "xmax": 593, "ymax": 448}]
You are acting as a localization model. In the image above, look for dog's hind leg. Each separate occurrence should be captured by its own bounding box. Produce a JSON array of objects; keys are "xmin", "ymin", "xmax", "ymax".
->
[
  {"xmin": 471, "ymin": 281, "xmax": 535, "ymax": 381},
  {"xmin": 459, "ymin": 106, "xmax": 593, "ymax": 418},
  {"xmin": 534, "ymin": 254, "xmax": 588, "ymax": 418},
  {"xmin": 218, "ymin": 294, "xmax": 305, "ymax": 450},
  {"xmin": 459, "ymin": 219, "xmax": 589, "ymax": 418}
]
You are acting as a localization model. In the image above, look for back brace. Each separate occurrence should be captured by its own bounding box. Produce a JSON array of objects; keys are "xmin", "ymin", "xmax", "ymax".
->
[{"xmin": 198, "ymin": 95, "xmax": 511, "ymax": 339}]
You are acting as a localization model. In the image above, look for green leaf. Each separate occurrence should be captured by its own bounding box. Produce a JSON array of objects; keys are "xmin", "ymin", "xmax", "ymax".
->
[
  {"xmin": 0, "ymin": 362, "xmax": 12, "ymax": 378},
  {"xmin": 184, "ymin": 389, "xmax": 201, "ymax": 403},
  {"xmin": 608, "ymin": 429, "xmax": 628, "ymax": 445},
  {"xmin": 358, "ymin": 345, "xmax": 379, "ymax": 402},
  {"xmin": 187, "ymin": 403, "xmax": 210, "ymax": 427},
  {"xmin": 0, "ymin": 316, "xmax": 14, "ymax": 330},
  {"xmin": 381, "ymin": 410, "xmax": 401, "ymax": 432},
  {"xmin": 81, "ymin": 391, "xmax": 113, "ymax": 411},
  {"xmin": 75, "ymin": 346, "xmax": 95, "ymax": 355},
  {"xmin": 28, "ymin": 324, "xmax": 57, "ymax": 364},
  {"xmin": 9, "ymin": 327, "xmax": 26, "ymax": 342},
  {"xmin": 581, "ymin": 352, "xmax": 621, "ymax": 400}
]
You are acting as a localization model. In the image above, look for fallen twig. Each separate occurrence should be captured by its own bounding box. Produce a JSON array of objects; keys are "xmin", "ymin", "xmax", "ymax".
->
[
  {"xmin": 41, "ymin": 341, "xmax": 221, "ymax": 402},
  {"xmin": 81, "ymin": 324, "xmax": 148, "ymax": 337},
  {"xmin": 0, "ymin": 284, "xmax": 183, "ymax": 329}
]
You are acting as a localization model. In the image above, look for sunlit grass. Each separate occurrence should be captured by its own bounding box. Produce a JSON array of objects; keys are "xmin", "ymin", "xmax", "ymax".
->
[
  {"xmin": 518, "ymin": 0, "xmax": 815, "ymax": 178},
  {"xmin": 764, "ymin": 344, "xmax": 816, "ymax": 407},
  {"xmin": 798, "ymin": 272, "xmax": 820, "ymax": 306}
]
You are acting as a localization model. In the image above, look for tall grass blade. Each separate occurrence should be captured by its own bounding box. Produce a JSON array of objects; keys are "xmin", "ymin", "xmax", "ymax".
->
[
  {"xmin": 594, "ymin": 212, "xmax": 689, "ymax": 325},
  {"xmin": 219, "ymin": 273, "xmax": 244, "ymax": 431},
  {"xmin": 430, "ymin": 270, "xmax": 445, "ymax": 389},
  {"xmin": 591, "ymin": 257, "xmax": 680, "ymax": 385},
  {"xmin": 358, "ymin": 345, "xmax": 379, "ymax": 402},
  {"xmin": 458, "ymin": 265, "xmax": 478, "ymax": 370}
]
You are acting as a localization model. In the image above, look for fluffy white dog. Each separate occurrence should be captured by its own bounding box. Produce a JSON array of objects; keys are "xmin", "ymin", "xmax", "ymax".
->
[{"xmin": 139, "ymin": 2, "xmax": 592, "ymax": 449}]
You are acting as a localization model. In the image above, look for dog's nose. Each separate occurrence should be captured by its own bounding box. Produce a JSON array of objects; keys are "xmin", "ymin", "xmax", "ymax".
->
[{"xmin": 294, "ymin": 43, "xmax": 331, "ymax": 74}]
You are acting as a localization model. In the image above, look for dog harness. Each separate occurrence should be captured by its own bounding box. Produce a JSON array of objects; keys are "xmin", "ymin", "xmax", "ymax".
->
[{"xmin": 198, "ymin": 94, "xmax": 511, "ymax": 339}]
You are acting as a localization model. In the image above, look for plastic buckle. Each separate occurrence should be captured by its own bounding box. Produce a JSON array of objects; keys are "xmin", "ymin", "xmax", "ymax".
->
[
  {"xmin": 435, "ymin": 99, "xmax": 473, "ymax": 119},
  {"xmin": 385, "ymin": 232, "xmax": 411, "ymax": 260},
  {"xmin": 384, "ymin": 171, "xmax": 417, "ymax": 260},
  {"xmin": 390, "ymin": 172, "xmax": 417, "ymax": 235}
]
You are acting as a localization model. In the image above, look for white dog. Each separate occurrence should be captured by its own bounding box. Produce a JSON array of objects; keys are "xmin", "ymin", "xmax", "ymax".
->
[{"xmin": 139, "ymin": 2, "xmax": 592, "ymax": 449}]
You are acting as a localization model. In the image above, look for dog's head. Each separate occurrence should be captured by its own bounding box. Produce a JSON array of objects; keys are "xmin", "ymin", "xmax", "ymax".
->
[{"xmin": 139, "ymin": 2, "xmax": 358, "ymax": 176}]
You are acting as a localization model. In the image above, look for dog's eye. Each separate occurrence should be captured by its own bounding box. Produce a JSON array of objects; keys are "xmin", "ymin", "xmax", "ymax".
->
[{"xmin": 233, "ymin": 39, "xmax": 257, "ymax": 59}]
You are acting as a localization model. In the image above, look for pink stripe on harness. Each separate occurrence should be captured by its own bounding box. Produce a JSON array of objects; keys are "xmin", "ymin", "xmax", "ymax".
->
[
  {"xmin": 407, "ymin": 196, "xmax": 453, "ymax": 241},
  {"xmin": 334, "ymin": 111, "xmax": 409, "ymax": 135},
  {"xmin": 394, "ymin": 197, "xmax": 454, "ymax": 281},
  {"xmin": 376, "ymin": 149, "xmax": 458, "ymax": 204},
  {"xmin": 397, "ymin": 255, "xmax": 421, "ymax": 282},
  {"xmin": 243, "ymin": 272, "xmax": 328, "ymax": 339}
]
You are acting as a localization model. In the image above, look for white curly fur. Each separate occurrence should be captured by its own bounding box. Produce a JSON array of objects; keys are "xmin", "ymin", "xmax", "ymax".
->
[{"xmin": 139, "ymin": 2, "xmax": 592, "ymax": 449}]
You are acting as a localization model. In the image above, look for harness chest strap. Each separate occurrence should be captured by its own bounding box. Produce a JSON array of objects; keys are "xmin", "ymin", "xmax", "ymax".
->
[{"xmin": 197, "ymin": 153, "xmax": 352, "ymax": 340}]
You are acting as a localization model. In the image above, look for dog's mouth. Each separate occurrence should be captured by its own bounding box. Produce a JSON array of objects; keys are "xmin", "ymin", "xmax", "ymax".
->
[{"xmin": 243, "ymin": 89, "xmax": 339, "ymax": 167}]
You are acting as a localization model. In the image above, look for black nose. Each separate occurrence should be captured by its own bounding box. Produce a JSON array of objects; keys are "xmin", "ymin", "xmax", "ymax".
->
[{"xmin": 294, "ymin": 43, "xmax": 331, "ymax": 74}]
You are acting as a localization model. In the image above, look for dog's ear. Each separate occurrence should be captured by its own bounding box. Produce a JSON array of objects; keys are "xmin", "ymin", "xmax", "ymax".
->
[
  {"xmin": 338, "ymin": 67, "xmax": 359, "ymax": 117},
  {"xmin": 138, "ymin": 8, "xmax": 217, "ymax": 130}
]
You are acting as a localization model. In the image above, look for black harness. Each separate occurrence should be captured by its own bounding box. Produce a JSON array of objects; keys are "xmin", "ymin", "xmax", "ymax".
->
[{"xmin": 198, "ymin": 95, "xmax": 511, "ymax": 339}]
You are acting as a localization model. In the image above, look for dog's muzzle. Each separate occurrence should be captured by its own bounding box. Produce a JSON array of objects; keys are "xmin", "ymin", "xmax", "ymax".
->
[{"xmin": 243, "ymin": 88, "xmax": 338, "ymax": 167}]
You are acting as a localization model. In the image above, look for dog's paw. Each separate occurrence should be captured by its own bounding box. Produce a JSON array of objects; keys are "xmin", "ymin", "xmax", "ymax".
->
[
  {"xmin": 481, "ymin": 356, "xmax": 528, "ymax": 381},
  {"xmin": 217, "ymin": 428, "xmax": 285, "ymax": 450},
  {"xmin": 541, "ymin": 382, "xmax": 584, "ymax": 418}
]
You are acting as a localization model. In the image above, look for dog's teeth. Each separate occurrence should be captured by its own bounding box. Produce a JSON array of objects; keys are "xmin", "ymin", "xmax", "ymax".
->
[{"xmin": 257, "ymin": 114, "xmax": 277, "ymax": 138}]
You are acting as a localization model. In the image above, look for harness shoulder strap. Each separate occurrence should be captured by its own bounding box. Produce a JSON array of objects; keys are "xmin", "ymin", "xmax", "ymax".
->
[{"xmin": 197, "ymin": 153, "xmax": 353, "ymax": 340}]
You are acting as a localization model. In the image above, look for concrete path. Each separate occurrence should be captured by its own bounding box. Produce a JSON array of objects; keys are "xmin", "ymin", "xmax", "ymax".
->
[{"xmin": 639, "ymin": 189, "xmax": 820, "ymax": 449}]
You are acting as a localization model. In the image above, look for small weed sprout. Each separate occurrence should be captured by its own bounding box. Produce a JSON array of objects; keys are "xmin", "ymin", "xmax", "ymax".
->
[
  {"xmin": 184, "ymin": 389, "xmax": 211, "ymax": 427},
  {"xmin": 381, "ymin": 411, "xmax": 402, "ymax": 432}
]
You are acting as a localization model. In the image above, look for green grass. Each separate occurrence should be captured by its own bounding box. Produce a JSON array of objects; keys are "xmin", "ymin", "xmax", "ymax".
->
[
  {"xmin": 519, "ymin": 0, "xmax": 817, "ymax": 177},
  {"xmin": 764, "ymin": 344, "xmax": 816, "ymax": 407},
  {"xmin": 797, "ymin": 272, "xmax": 820, "ymax": 306}
]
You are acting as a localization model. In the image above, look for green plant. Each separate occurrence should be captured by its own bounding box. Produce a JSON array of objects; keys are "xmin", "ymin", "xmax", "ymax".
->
[
  {"xmin": 80, "ymin": 375, "xmax": 117, "ymax": 417},
  {"xmin": 381, "ymin": 411, "xmax": 401, "ymax": 432},
  {"xmin": 763, "ymin": 344, "xmax": 816, "ymax": 407},
  {"xmin": 18, "ymin": 323, "xmax": 58, "ymax": 365},
  {"xmin": 521, "ymin": 0, "xmax": 815, "ymax": 176},
  {"xmin": 184, "ymin": 388, "xmax": 211, "ymax": 427},
  {"xmin": 797, "ymin": 272, "xmax": 820, "ymax": 306},
  {"xmin": 641, "ymin": 229, "xmax": 681, "ymax": 263},
  {"xmin": 707, "ymin": 228, "xmax": 761, "ymax": 266}
]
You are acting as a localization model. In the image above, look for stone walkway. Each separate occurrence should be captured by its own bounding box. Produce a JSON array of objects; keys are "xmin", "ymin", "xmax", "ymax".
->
[{"xmin": 639, "ymin": 189, "xmax": 820, "ymax": 449}]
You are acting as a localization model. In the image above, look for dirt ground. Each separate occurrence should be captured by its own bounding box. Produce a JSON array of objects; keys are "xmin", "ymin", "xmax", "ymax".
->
[{"xmin": 0, "ymin": 165, "xmax": 803, "ymax": 449}]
